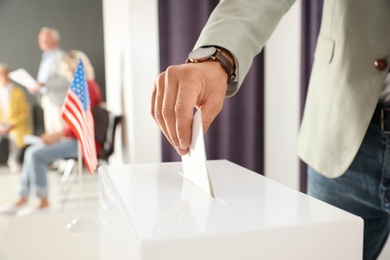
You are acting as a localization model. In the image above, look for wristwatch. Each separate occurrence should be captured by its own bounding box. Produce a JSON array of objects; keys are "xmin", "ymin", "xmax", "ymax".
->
[{"xmin": 186, "ymin": 46, "xmax": 236, "ymax": 84}]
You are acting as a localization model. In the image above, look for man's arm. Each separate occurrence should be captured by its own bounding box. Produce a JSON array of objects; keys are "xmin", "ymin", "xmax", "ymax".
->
[
  {"xmin": 151, "ymin": 0, "xmax": 296, "ymax": 155},
  {"xmin": 195, "ymin": 0, "xmax": 296, "ymax": 89}
]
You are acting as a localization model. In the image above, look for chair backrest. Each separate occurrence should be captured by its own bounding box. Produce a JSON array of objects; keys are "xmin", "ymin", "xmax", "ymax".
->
[{"xmin": 92, "ymin": 106, "xmax": 122, "ymax": 162}]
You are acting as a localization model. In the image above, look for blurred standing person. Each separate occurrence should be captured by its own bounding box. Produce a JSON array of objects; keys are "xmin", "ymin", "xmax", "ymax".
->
[
  {"xmin": 0, "ymin": 64, "xmax": 31, "ymax": 173},
  {"xmin": 29, "ymin": 27, "xmax": 69, "ymax": 134}
]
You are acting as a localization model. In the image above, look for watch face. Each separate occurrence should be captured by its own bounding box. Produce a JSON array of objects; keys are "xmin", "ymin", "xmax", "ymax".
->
[{"xmin": 189, "ymin": 47, "xmax": 217, "ymax": 62}]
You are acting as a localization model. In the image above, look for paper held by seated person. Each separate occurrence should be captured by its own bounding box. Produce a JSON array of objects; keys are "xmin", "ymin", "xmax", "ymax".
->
[
  {"xmin": 9, "ymin": 68, "xmax": 37, "ymax": 90},
  {"xmin": 181, "ymin": 109, "xmax": 215, "ymax": 198}
]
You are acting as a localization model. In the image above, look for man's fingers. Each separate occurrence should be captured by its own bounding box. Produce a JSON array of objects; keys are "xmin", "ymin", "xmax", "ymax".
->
[
  {"xmin": 175, "ymin": 69, "xmax": 200, "ymax": 150},
  {"xmin": 153, "ymin": 72, "xmax": 173, "ymax": 147},
  {"xmin": 162, "ymin": 66, "xmax": 181, "ymax": 148},
  {"xmin": 175, "ymin": 101, "xmax": 194, "ymax": 150},
  {"xmin": 151, "ymin": 81, "xmax": 157, "ymax": 119},
  {"xmin": 151, "ymin": 62, "xmax": 227, "ymax": 156},
  {"xmin": 152, "ymin": 66, "xmax": 196, "ymax": 154}
]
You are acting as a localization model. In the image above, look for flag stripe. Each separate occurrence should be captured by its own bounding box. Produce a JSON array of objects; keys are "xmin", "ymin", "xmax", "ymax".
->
[
  {"xmin": 62, "ymin": 93, "xmax": 97, "ymax": 173},
  {"xmin": 61, "ymin": 59, "xmax": 97, "ymax": 174}
]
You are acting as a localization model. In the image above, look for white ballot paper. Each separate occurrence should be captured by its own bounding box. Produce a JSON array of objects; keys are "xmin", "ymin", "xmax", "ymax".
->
[
  {"xmin": 181, "ymin": 109, "xmax": 215, "ymax": 198},
  {"xmin": 9, "ymin": 68, "xmax": 37, "ymax": 90}
]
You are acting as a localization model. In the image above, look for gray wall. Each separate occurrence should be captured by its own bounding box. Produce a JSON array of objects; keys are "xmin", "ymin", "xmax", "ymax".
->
[
  {"xmin": 0, "ymin": 0, "xmax": 105, "ymax": 100},
  {"xmin": 0, "ymin": 0, "xmax": 105, "ymax": 163}
]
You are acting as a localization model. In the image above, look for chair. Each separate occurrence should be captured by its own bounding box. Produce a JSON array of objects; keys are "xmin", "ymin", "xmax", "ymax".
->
[
  {"xmin": 59, "ymin": 106, "xmax": 122, "ymax": 208},
  {"xmin": 93, "ymin": 106, "xmax": 123, "ymax": 164}
]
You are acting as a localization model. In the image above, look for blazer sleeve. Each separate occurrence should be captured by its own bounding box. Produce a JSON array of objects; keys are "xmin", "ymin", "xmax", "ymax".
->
[{"xmin": 194, "ymin": 0, "xmax": 296, "ymax": 95}]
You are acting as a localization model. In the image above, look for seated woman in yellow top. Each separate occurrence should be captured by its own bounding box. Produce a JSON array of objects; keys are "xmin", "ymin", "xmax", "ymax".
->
[{"xmin": 0, "ymin": 63, "xmax": 31, "ymax": 173}]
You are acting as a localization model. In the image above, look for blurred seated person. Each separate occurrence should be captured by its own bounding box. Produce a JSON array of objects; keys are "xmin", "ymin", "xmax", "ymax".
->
[
  {"xmin": 0, "ymin": 63, "xmax": 31, "ymax": 173},
  {"xmin": 0, "ymin": 51, "xmax": 102, "ymax": 216}
]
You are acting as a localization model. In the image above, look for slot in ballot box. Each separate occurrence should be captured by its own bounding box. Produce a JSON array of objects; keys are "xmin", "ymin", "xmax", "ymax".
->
[{"xmin": 99, "ymin": 160, "xmax": 363, "ymax": 260}]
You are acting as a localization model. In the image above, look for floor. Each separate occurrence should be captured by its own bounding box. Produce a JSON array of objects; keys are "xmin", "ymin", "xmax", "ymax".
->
[
  {"xmin": 0, "ymin": 164, "xmax": 100, "ymax": 259},
  {"xmin": 1, "ymin": 165, "xmax": 390, "ymax": 259}
]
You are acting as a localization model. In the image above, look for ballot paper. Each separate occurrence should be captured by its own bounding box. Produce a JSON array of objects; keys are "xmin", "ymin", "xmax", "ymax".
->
[
  {"xmin": 9, "ymin": 68, "xmax": 37, "ymax": 90},
  {"xmin": 181, "ymin": 109, "xmax": 214, "ymax": 198}
]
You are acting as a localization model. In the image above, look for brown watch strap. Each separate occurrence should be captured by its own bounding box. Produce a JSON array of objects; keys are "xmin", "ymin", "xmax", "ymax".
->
[
  {"xmin": 186, "ymin": 48, "xmax": 236, "ymax": 84},
  {"xmin": 213, "ymin": 50, "xmax": 236, "ymax": 84}
]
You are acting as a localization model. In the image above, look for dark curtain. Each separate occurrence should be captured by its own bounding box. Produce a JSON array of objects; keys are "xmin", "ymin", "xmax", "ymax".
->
[
  {"xmin": 300, "ymin": 0, "xmax": 323, "ymax": 192},
  {"xmin": 158, "ymin": 1, "xmax": 265, "ymax": 174}
]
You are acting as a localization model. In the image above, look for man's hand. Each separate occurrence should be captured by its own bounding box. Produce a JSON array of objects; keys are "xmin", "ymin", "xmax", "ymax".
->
[{"xmin": 151, "ymin": 61, "xmax": 228, "ymax": 156}]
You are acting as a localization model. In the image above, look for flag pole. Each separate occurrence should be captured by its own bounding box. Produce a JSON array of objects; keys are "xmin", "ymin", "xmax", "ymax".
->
[
  {"xmin": 77, "ymin": 141, "xmax": 83, "ymax": 217},
  {"xmin": 66, "ymin": 141, "xmax": 95, "ymax": 232}
]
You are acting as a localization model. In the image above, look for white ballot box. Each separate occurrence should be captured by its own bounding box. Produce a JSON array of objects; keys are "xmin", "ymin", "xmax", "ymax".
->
[{"xmin": 99, "ymin": 160, "xmax": 363, "ymax": 260}]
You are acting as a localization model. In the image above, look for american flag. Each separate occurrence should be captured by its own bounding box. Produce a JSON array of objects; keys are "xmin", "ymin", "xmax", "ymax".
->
[{"xmin": 61, "ymin": 59, "xmax": 97, "ymax": 174}]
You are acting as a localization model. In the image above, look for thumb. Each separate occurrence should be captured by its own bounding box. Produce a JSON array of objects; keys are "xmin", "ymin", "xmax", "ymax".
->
[{"xmin": 198, "ymin": 96, "xmax": 225, "ymax": 133}]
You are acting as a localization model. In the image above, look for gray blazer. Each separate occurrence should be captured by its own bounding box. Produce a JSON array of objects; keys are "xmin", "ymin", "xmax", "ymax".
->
[
  {"xmin": 37, "ymin": 47, "xmax": 70, "ymax": 106},
  {"xmin": 195, "ymin": 0, "xmax": 390, "ymax": 178}
]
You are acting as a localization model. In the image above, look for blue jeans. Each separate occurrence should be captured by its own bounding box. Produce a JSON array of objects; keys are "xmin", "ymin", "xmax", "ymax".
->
[
  {"xmin": 308, "ymin": 123, "xmax": 390, "ymax": 260},
  {"xmin": 19, "ymin": 139, "xmax": 78, "ymax": 198}
]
